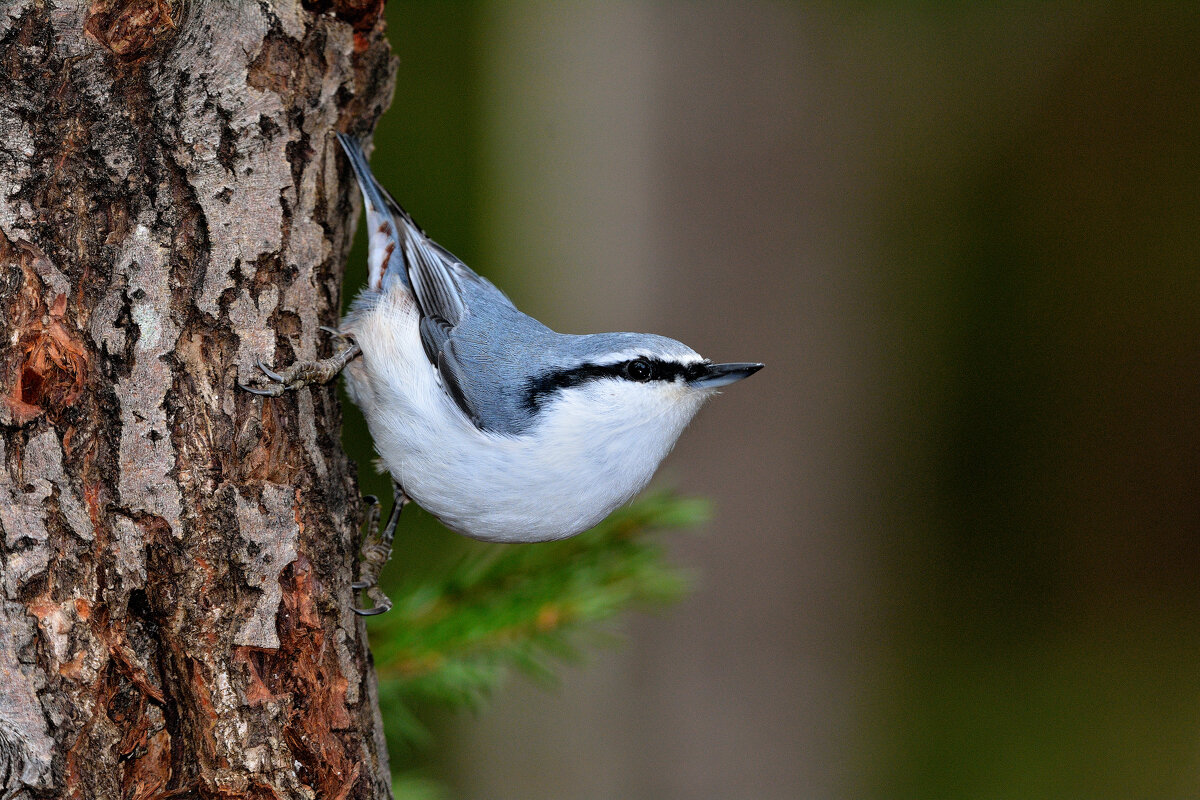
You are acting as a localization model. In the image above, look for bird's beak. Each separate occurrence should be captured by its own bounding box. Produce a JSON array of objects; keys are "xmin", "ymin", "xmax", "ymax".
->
[{"xmin": 689, "ymin": 362, "xmax": 764, "ymax": 389}]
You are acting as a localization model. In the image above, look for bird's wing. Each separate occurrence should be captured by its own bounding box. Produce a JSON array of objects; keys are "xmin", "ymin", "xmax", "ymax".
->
[
  {"xmin": 375, "ymin": 179, "xmax": 468, "ymax": 328},
  {"xmin": 336, "ymin": 135, "xmax": 541, "ymax": 433},
  {"xmin": 372, "ymin": 177, "xmax": 544, "ymax": 434}
]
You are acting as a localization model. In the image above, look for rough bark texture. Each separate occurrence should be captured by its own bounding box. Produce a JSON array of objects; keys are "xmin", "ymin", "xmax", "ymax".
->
[{"xmin": 0, "ymin": 1, "xmax": 396, "ymax": 797}]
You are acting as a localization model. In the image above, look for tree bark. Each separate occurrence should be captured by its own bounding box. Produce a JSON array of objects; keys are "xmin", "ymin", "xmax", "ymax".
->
[{"xmin": 0, "ymin": 1, "xmax": 396, "ymax": 797}]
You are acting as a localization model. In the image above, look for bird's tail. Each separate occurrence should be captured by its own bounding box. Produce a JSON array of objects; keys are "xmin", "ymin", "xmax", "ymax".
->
[{"xmin": 335, "ymin": 133, "xmax": 409, "ymax": 292}]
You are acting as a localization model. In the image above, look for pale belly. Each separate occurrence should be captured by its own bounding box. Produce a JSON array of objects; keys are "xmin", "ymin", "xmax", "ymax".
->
[{"xmin": 350, "ymin": 366, "xmax": 654, "ymax": 542}]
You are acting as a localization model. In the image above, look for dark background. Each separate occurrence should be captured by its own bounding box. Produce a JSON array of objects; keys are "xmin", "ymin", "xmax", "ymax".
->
[{"xmin": 342, "ymin": 4, "xmax": 1200, "ymax": 798}]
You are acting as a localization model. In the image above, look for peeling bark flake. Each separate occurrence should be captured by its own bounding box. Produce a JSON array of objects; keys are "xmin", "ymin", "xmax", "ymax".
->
[
  {"xmin": 234, "ymin": 484, "xmax": 299, "ymax": 649},
  {"xmin": 0, "ymin": 600, "xmax": 54, "ymax": 797},
  {"xmin": 0, "ymin": 438, "xmax": 52, "ymax": 597},
  {"xmin": 115, "ymin": 223, "xmax": 183, "ymax": 529}
]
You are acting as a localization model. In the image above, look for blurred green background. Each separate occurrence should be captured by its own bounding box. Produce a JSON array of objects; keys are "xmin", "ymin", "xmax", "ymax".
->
[{"xmin": 341, "ymin": 3, "xmax": 1200, "ymax": 798}]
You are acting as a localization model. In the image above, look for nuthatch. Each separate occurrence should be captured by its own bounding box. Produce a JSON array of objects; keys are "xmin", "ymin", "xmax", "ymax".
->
[{"xmin": 243, "ymin": 134, "xmax": 762, "ymax": 613}]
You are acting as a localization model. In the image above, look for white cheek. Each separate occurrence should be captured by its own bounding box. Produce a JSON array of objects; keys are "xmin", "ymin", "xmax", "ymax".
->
[{"xmin": 542, "ymin": 381, "xmax": 709, "ymax": 474}]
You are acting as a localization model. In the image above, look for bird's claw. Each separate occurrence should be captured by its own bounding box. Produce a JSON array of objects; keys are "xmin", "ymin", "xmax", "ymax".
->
[
  {"xmin": 256, "ymin": 359, "xmax": 285, "ymax": 382},
  {"xmin": 353, "ymin": 586, "xmax": 393, "ymax": 616},
  {"xmin": 352, "ymin": 482, "xmax": 407, "ymax": 617},
  {"xmin": 237, "ymin": 358, "xmax": 296, "ymax": 397},
  {"xmin": 239, "ymin": 341, "xmax": 361, "ymax": 398},
  {"xmin": 239, "ymin": 382, "xmax": 280, "ymax": 396},
  {"xmin": 319, "ymin": 325, "xmax": 348, "ymax": 340}
]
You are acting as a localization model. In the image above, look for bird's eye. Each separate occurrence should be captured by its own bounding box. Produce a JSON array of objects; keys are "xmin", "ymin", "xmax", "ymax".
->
[{"xmin": 625, "ymin": 358, "xmax": 653, "ymax": 382}]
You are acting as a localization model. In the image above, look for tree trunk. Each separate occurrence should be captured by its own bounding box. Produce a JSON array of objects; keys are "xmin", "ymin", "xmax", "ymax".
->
[{"xmin": 0, "ymin": 1, "xmax": 396, "ymax": 797}]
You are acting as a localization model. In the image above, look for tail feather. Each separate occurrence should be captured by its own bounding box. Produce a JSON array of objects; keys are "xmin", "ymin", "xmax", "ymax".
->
[{"xmin": 336, "ymin": 133, "xmax": 409, "ymax": 292}]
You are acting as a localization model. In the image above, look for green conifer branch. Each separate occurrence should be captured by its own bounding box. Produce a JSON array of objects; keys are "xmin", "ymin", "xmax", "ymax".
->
[{"xmin": 368, "ymin": 491, "xmax": 710, "ymax": 771}]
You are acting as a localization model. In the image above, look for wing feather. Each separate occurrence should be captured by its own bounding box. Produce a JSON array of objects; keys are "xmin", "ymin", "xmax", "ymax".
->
[
  {"xmin": 339, "ymin": 142, "xmax": 538, "ymax": 434},
  {"xmin": 375, "ymin": 178, "xmax": 467, "ymax": 326}
]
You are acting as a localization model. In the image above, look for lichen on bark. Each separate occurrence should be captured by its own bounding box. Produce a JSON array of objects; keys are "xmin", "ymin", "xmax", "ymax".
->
[{"xmin": 0, "ymin": 1, "xmax": 397, "ymax": 797}]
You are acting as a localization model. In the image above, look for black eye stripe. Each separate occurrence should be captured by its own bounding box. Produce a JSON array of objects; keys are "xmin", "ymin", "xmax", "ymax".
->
[{"xmin": 524, "ymin": 358, "xmax": 706, "ymax": 412}]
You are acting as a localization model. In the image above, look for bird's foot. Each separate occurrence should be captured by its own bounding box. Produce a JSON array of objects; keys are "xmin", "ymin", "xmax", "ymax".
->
[
  {"xmin": 240, "ymin": 335, "xmax": 360, "ymax": 397},
  {"xmin": 353, "ymin": 482, "xmax": 408, "ymax": 616}
]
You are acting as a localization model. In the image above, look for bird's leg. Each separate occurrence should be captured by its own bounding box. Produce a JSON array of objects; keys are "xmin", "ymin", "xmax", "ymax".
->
[
  {"xmin": 241, "ymin": 329, "xmax": 360, "ymax": 397},
  {"xmin": 353, "ymin": 481, "xmax": 408, "ymax": 616}
]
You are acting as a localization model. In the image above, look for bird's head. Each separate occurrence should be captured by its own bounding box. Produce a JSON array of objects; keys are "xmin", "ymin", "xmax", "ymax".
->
[{"xmin": 524, "ymin": 333, "xmax": 762, "ymax": 454}]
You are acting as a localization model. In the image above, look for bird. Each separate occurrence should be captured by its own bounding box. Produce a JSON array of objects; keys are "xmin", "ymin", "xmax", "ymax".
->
[{"xmin": 242, "ymin": 132, "xmax": 762, "ymax": 613}]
